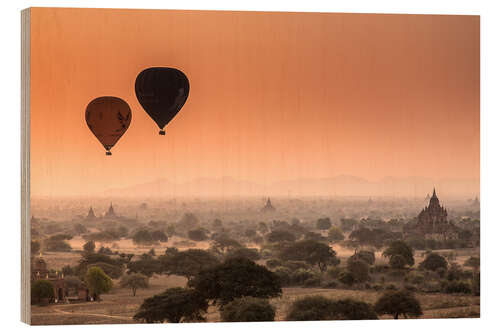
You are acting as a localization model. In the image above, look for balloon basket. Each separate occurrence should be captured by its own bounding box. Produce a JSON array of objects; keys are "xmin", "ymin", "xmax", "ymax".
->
[
  {"xmin": 159, "ymin": 130, "xmax": 166, "ymax": 135},
  {"xmin": 106, "ymin": 151, "xmax": 112, "ymax": 156}
]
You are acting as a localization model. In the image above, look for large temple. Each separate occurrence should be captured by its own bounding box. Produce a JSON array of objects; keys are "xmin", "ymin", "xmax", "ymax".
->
[{"xmin": 404, "ymin": 188, "xmax": 458, "ymax": 240}]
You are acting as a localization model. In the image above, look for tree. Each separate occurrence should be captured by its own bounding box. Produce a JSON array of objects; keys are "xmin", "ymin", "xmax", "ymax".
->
[
  {"xmin": 347, "ymin": 259, "xmax": 370, "ymax": 283},
  {"xmin": 267, "ymin": 230, "xmax": 296, "ymax": 243},
  {"xmin": 127, "ymin": 256, "xmax": 162, "ymax": 277},
  {"xmin": 134, "ymin": 287, "xmax": 208, "ymax": 323},
  {"xmin": 74, "ymin": 223, "xmax": 88, "ymax": 235},
  {"xmin": 83, "ymin": 240, "xmax": 96, "ymax": 254},
  {"xmin": 31, "ymin": 280, "xmax": 54, "ymax": 304},
  {"xmin": 328, "ymin": 226, "xmax": 344, "ymax": 241},
  {"xmin": 31, "ymin": 240, "xmax": 41, "ymax": 254},
  {"xmin": 132, "ymin": 230, "xmax": 155, "ymax": 245},
  {"xmin": 188, "ymin": 229, "xmax": 208, "ymax": 242},
  {"xmin": 221, "ymin": 297, "xmax": 275, "ymax": 322},
  {"xmin": 151, "ymin": 230, "xmax": 168, "ymax": 242},
  {"xmin": 419, "ymin": 253, "xmax": 448, "ymax": 272},
  {"xmin": 84, "ymin": 266, "xmax": 113, "ymax": 301},
  {"xmin": 279, "ymin": 240, "xmax": 339, "ymax": 272},
  {"xmin": 211, "ymin": 235, "xmax": 242, "ymax": 254},
  {"xmin": 348, "ymin": 250, "xmax": 375, "ymax": 266},
  {"xmin": 225, "ymin": 247, "xmax": 260, "ymax": 261},
  {"xmin": 382, "ymin": 241, "xmax": 414, "ymax": 267},
  {"xmin": 374, "ymin": 290, "xmax": 422, "ymax": 319},
  {"xmin": 338, "ymin": 271, "xmax": 355, "ymax": 286},
  {"xmin": 45, "ymin": 239, "xmax": 71, "ymax": 252},
  {"xmin": 160, "ymin": 249, "xmax": 220, "ymax": 280},
  {"xmin": 285, "ymin": 296, "xmax": 377, "ymax": 321},
  {"xmin": 316, "ymin": 218, "xmax": 332, "ymax": 230},
  {"xmin": 120, "ymin": 273, "xmax": 149, "ymax": 296},
  {"xmin": 88, "ymin": 261, "xmax": 124, "ymax": 279},
  {"xmin": 389, "ymin": 254, "xmax": 407, "ymax": 269},
  {"xmin": 464, "ymin": 256, "xmax": 480, "ymax": 272},
  {"xmin": 189, "ymin": 257, "xmax": 282, "ymax": 306}
]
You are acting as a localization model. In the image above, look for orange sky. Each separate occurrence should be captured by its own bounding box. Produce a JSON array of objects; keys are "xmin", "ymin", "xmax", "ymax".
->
[{"xmin": 30, "ymin": 8, "xmax": 479, "ymax": 197}]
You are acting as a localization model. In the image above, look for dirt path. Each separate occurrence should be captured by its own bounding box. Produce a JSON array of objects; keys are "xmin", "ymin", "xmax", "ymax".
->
[{"xmin": 51, "ymin": 307, "xmax": 135, "ymax": 322}]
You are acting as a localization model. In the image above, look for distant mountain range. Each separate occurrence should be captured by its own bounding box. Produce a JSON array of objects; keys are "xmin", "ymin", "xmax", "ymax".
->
[{"xmin": 99, "ymin": 175, "xmax": 479, "ymax": 198}]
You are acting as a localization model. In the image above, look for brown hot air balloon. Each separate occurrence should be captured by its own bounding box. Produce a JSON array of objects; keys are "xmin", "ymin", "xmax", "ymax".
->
[{"xmin": 85, "ymin": 96, "xmax": 132, "ymax": 155}]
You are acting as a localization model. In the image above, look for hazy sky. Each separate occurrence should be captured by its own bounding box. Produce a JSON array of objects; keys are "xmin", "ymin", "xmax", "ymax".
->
[{"xmin": 30, "ymin": 8, "xmax": 479, "ymax": 197}]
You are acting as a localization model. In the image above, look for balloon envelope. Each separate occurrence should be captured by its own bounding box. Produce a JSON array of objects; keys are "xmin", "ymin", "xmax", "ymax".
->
[
  {"xmin": 85, "ymin": 96, "xmax": 132, "ymax": 154},
  {"xmin": 135, "ymin": 67, "xmax": 189, "ymax": 134}
]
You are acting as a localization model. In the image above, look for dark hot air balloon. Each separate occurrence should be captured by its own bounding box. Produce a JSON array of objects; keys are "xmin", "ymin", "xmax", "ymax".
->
[
  {"xmin": 85, "ymin": 96, "xmax": 132, "ymax": 155},
  {"xmin": 135, "ymin": 67, "xmax": 189, "ymax": 135}
]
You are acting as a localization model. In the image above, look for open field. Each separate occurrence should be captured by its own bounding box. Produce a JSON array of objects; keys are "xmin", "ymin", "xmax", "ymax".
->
[{"xmin": 31, "ymin": 274, "xmax": 479, "ymax": 325}]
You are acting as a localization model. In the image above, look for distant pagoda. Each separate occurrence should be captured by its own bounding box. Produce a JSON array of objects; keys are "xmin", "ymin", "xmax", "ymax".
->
[
  {"xmin": 473, "ymin": 196, "xmax": 480, "ymax": 206},
  {"xmin": 261, "ymin": 197, "xmax": 276, "ymax": 213},
  {"xmin": 104, "ymin": 202, "xmax": 117, "ymax": 218},
  {"xmin": 425, "ymin": 193, "xmax": 430, "ymax": 201},
  {"xmin": 86, "ymin": 207, "xmax": 96, "ymax": 220}
]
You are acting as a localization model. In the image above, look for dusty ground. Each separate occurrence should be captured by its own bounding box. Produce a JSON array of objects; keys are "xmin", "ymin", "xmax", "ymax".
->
[{"xmin": 31, "ymin": 274, "xmax": 479, "ymax": 325}]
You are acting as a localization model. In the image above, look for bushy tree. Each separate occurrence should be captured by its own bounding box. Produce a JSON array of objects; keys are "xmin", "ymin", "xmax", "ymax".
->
[
  {"xmin": 316, "ymin": 218, "xmax": 332, "ymax": 230},
  {"xmin": 74, "ymin": 223, "xmax": 88, "ymax": 235},
  {"xmin": 285, "ymin": 296, "xmax": 377, "ymax": 321},
  {"xmin": 45, "ymin": 239, "xmax": 71, "ymax": 252},
  {"xmin": 347, "ymin": 259, "xmax": 370, "ymax": 283},
  {"xmin": 151, "ymin": 230, "xmax": 168, "ymax": 243},
  {"xmin": 127, "ymin": 256, "xmax": 162, "ymax": 277},
  {"xmin": 338, "ymin": 270, "xmax": 355, "ymax": 286},
  {"xmin": 84, "ymin": 266, "xmax": 113, "ymax": 301},
  {"xmin": 88, "ymin": 261, "xmax": 124, "ymax": 279},
  {"xmin": 221, "ymin": 297, "xmax": 275, "ymax": 322},
  {"xmin": 419, "ymin": 253, "xmax": 448, "ymax": 272},
  {"xmin": 267, "ymin": 230, "xmax": 296, "ymax": 243},
  {"xmin": 188, "ymin": 229, "xmax": 208, "ymax": 242},
  {"xmin": 226, "ymin": 247, "xmax": 260, "ymax": 261},
  {"xmin": 211, "ymin": 235, "xmax": 242, "ymax": 255},
  {"xmin": 464, "ymin": 256, "xmax": 480, "ymax": 271},
  {"xmin": 383, "ymin": 241, "xmax": 414, "ymax": 267},
  {"xmin": 31, "ymin": 280, "xmax": 54, "ymax": 304},
  {"xmin": 83, "ymin": 240, "xmax": 96, "ymax": 253},
  {"xmin": 160, "ymin": 249, "xmax": 219, "ymax": 280},
  {"xmin": 189, "ymin": 257, "xmax": 282, "ymax": 306},
  {"xmin": 389, "ymin": 254, "xmax": 407, "ymax": 269},
  {"xmin": 120, "ymin": 273, "xmax": 149, "ymax": 296},
  {"xmin": 348, "ymin": 250, "xmax": 375, "ymax": 266},
  {"xmin": 134, "ymin": 287, "xmax": 208, "ymax": 323},
  {"xmin": 374, "ymin": 290, "xmax": 422, "ymax": 319},
  {"xmin": 279, "ymin": 240, "xmax": 339, "ymax": 272},
  {"xmin": 328, "ymin": 226, "xmax": 344, "ymax": 241},
  {"xmin": 132, "ymin": 230, "xmax": 155, "ymax": 245},
  {"xmin": 31, "ymin": 240, "xmax": 41, "ymax": 254}
]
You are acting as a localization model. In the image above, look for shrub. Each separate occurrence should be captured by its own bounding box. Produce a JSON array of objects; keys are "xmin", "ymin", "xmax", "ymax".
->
[
  {"xmin": 326, "ymin": 266, "xmax": 342, "ymax": 279},
  {"xmin": 443, "ymin": 281, "xmax": 471, "ymax": 294},
  {"xmin": 266, "ymin": 259, "xmax": 282, "ymax": 269},
  {"xmin": 338, "ymin": 270, "xmax": 355, "ymax": 286},
  {"xmin": 273, "ymin": 266, "xmax": 292, "ymax": 286},
  {"xmin": 286, "ymin": 296, "xmax": 377, "ymax": 321},
  {"xmin": 407, "ymin": 271, "xmax": 425, "ymax": 285},
  {"xmin": 374, "ymin": 290, "xmax": 422, "ymax": 319},
  {"xmin": 347, "ymin": 259, "xmax": 370, "ymax": 283},
  {"xmin": 419, "ymin": 253, "xmax": 448, "ymax": 272},
  {"xmin": 221, "ymin": 297, "xmax": 275, "ymax": 322},
  {"xmin": 349, "ymin": 251, "xmax": 375, "ymax": 266},
  {"xmin": 31, "ymin": 280, "xmax": 55, "ymax": 304},
  {"xmin": 291, "ymin": 268, "xmax": 316, "ymax": 285},
  {"xmin": 389, "ymin": 255, "xmax": 407, "ymax": 269}
]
